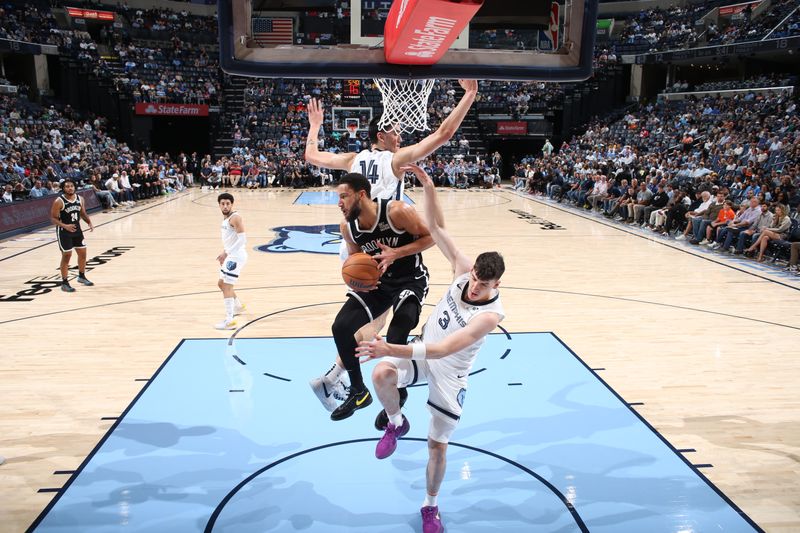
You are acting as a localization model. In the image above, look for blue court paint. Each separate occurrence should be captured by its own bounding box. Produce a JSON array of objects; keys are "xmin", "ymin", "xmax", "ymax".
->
[
  {"xmin": 31, "ymin": 334, "xmax": 760, "ymax": 532},
  {"xmin": 294, "ymin": 191, "xmax": 414, "ymax": 205}
]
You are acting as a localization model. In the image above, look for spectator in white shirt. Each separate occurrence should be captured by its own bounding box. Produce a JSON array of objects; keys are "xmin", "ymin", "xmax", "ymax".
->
[
  {"xmin": 119, "ymin": 171, "xmax": 135, "ymax": 205},
  {"xmin": 105, "ymin": 173, "xmax": 123, "ymax": 204},
  {"xmin": 676, "ymin": 190, "xmax": 711, "ymax": 241}
]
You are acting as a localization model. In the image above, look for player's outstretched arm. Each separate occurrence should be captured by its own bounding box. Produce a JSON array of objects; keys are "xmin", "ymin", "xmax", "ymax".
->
[
  {"xmin": 304, "ymin": 98, "xmax": 357, "ymax": 171},
  {"xmin": 391, "ymin": 80, "xmax": 478, "ymax": 175},
  {"xmin": 357, "ymin": 312, "xmax": 500, "ymax": 361},
  {"xmin": 403, "ymin": 164, "xmax": 471, "ymax": 277}
]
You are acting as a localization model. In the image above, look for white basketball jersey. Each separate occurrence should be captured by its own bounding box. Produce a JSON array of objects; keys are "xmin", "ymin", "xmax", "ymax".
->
[
  {"xmin": 221, "ymin": 212, "xmax": 247, "ymax": 258},
  {"xmin": 421, "ymin": 273, "xmax": 504, "ymax": 376},
  {"xmin": 351, "ymin": 149, "xmax": 403, "ymax": 201}
]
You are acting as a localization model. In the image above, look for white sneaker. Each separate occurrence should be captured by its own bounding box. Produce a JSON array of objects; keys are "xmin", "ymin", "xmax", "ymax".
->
[
  {"xmin": 234, "ymin": 303, "xmax": 246, "ymax": 316},
  {"xmin": 675, "ymin": 234, "xmax": 686, "ymax": 241},
  {"xmin": 309, "ymin": 374, "xmax": 350, "ymax": 412},
  {"xmin": 309, "ymin": 376, "xmax": 339, "ymax": 412},
  {"xmin": 710, "ymin": 242, "xmax": 720, "ymax": 250},
  {"xmin": 214, "ymin": 319, "xmax": 237, "ymax": 330},
  {"xmin": 699, "ymin": 239, "xmax": 710, "ymax": 245}
]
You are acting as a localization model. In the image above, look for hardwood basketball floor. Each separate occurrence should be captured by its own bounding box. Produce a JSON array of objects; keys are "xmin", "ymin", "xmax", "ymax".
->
[{"xmin": 1, "ymin": 187, "xmax": 798, "ymax": 531}]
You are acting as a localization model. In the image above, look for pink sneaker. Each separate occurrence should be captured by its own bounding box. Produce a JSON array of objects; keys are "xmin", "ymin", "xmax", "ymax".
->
[
  {"xmin": 421, "ymin": 506, "xmax": 443, "ymax": 533},
  {"xmin": 374, "ymin": 416, "xmax": 410, "ymax": 459}
]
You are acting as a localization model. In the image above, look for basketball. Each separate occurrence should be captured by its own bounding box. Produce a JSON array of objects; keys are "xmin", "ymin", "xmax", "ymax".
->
[{"xmin": 342, "ymin": 253, "xmax": 380, "ymax": 291}]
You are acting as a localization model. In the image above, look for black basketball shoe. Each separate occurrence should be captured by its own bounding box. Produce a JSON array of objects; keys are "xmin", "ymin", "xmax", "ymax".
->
[
  {"xmin": 330, "ymin": 387, "xmax": 372, "ymax": 421},
  {"xmin": 374, "ymin": 387, "xmax": 409, "ymax": 430}
]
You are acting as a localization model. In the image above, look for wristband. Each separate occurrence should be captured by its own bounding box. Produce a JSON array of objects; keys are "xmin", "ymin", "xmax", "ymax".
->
[{"xmin": 411, "ymin": 343, "xmax": 426, "ymax": 360}]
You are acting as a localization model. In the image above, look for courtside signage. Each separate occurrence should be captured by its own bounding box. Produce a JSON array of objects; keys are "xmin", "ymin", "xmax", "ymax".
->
[{"xmin": 134, "ymin": 103, "xmax": 209, "ymax": 117}]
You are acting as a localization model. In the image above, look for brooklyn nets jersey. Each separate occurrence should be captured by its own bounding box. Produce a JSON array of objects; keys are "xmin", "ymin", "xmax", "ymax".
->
[
  {"xmin": 221, "ymin": 211, "xmax": 247, "ymax": 258},
  {"xmin": 351, "ymin": 149, "xmax": 403, "ymax": 201},
  {"xmin": 58, "ymin": 194, "xmax": 83, "ymax": 233},
  {"xmin": 422, "ymin": 273, "xmax": 505, "ymax": 376},
  {"xmin": 346, "ymin": 198, "xmax": 424, "ymax": 281}
]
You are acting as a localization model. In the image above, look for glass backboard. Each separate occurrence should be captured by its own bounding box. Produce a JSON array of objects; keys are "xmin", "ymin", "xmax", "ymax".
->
[{"xmin": 219, "ymin": 0, "xmax": 597, "ymax": 81}]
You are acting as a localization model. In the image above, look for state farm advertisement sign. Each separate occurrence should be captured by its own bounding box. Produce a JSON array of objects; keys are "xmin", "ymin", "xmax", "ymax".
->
[
  {"xmin": 135, "ymin": 103, "xmax": 209, "ymax": 117},
  {"xmin": 497, "ymin": 121, "xmax": 528, "ymax": 135}
]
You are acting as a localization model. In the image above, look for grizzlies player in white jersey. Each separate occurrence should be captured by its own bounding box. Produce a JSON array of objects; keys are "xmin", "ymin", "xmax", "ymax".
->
[
  {"xmin": 304, "ymin": 79, "xmax": 477, "ymax": 201},
  {"xmin": 357, "ymin": 164, "xmax": 505, "ymax": 533},
  {"xmin": 50, "ymin": 178, "xmax": 94, "ymax": 293},
  {"xmin": 305, "ymin": 81, "xmax": 478, "ymax": 410},
  {"xmin": 215, "ymin": 193, "xmax": 247, "ymax": 330}
]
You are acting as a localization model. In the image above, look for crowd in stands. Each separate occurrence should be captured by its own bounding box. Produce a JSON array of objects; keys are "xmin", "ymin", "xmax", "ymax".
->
[
  {"xmin": 1, "ymin": 1, "xmax": 220, "ymax": 105},
  {"xmin": 613, "ymin": 3, "xmax": 710, "ymax": 53},
  {"xmin": 0, "ymin": 1, "xmax": 59, "ymax": 44},
  {"xmin": 773, "ymin": 7, "xmax": 800, "ymax": 37},
  {"xmin": 664, "ymin": 74, "xmax": 799, "ymax": 94},
  {"xmin": 470, "ymin": 28, "xmax": 539, "ymax": 50},
  {"xmin": 611, "ymin": 0, "xmax": 800, "ymax": 53},
  {"xmin": 509, "ymin": 86, "xmax": 800, "ymax": 269},
  {"xmin": 98, "ymin": 39, "xmax": 220, "ymax": 104},
  {"xmin": 476, "ymin": 81, "xmax": 565, "ymax": 115},
  {"xmin": 707, "ymin": 0, "xmax": 798, "ymax": 45},
  {"xmin": 0, "ymin": 1, "xmax": 99, "ymax": 60},
  {"xmin": 0, "ymin": 94, "xmax": 193, "ymax": 208},
  {"xmin": 119, "ymin": 6, "xmax": 218, "ymax": 45}
]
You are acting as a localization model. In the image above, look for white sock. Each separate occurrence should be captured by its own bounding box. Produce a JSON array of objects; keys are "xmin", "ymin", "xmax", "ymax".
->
[
  {"xmin": 388, "ymin": 411, "xmax": 404, "ymax": 428},
  {"xmin": 224, "ymin": 298, "xmax": 235, "ymax": 321},
  {"xmin": 234, "ymin": 297, "xmax": 242, "ymax": 308},
  {"xmin": 324, "ymin": 362, "xmax": 345, "ymax": 383},
  {"xmin": 423, "ymin": 493, "xmax": 438, "ymax": 508}
]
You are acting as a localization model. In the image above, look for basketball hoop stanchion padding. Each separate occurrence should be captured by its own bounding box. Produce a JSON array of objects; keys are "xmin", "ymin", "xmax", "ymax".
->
[{"xmin": 383, "ymin": 0, "xmax": 484, "ymax": 65}]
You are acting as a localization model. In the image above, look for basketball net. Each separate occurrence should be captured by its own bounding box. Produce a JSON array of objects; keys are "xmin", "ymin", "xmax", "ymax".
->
[
  {"xmin": 374, "ymin": 77, "xmax": 436, "ymax": 134},
  {"xmin": 346, "ymin": 123, "xmax": 358, "ymax": 139}
]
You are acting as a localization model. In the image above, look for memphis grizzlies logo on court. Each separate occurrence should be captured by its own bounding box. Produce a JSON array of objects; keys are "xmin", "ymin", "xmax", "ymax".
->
[{"xmin": 257, "ymin": 225, "xmax": 341, "ymax": 255}]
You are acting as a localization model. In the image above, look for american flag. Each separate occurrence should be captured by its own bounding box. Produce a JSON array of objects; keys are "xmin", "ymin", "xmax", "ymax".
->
[{"xmin": 252, "ymin": 17, "xmax": 294, "ymax": 46}]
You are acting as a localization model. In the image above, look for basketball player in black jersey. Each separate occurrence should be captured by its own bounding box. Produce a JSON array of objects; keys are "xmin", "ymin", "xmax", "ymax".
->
[
  {"xmin": 329, "ymin": 173, "xmax": 433, "ymax": 421},
  {"xmin": 50, "ymin": 179, "xmax": 94, "ymax": 292}
]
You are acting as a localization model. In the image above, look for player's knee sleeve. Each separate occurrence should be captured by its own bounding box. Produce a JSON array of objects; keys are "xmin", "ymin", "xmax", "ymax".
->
[{"xmin": 385, "ymin": 299, "xmax": 421, "ymax": 345}]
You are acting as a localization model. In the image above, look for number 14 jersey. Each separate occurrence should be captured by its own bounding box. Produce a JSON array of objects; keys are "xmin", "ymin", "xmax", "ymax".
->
[{"xmin": 351, "ymin": 149, "xmax": 403, "ymax": 201}]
